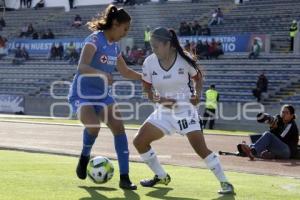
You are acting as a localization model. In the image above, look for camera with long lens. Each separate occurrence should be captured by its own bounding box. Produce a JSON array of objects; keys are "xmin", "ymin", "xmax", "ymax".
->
[{"xmin": 257, "ymin": 112, "xmax": 275, "ymax": 124}]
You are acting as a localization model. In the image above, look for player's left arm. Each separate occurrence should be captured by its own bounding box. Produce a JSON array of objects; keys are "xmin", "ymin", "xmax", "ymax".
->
[{"xmin": 116, "ymin": 56, "xmax": 142, "ymax": 80}]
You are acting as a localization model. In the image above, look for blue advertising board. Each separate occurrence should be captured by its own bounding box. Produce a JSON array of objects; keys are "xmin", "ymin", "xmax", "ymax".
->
[
  {"xmin": 179, "ymin": 34, "xmax": 266, "ymax": 53},
  {"xmin": 7, "ymin": 38, "xmax": 84, "ymax": 54}
]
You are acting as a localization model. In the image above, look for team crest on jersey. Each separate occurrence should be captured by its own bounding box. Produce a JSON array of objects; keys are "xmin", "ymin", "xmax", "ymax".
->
[
  {"xmin": 163, "ymin": 74, "xmax": 171, "ymax": 79},
  {"xmin": 178, "ymin": 68, "xmax": 184, "ymax": 75},
  {"xmin": 152, "ymin": 71, "xmax": 158, "ymax": 75},
  {"xmin": 100, "ymin": 55, "xmax": 108, "ymax": 64}
]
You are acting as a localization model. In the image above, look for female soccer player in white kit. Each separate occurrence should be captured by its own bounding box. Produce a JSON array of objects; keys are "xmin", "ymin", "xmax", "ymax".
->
[{"xmin": 133, "ymin": 27, "xmax": 234, "ymax": 194}]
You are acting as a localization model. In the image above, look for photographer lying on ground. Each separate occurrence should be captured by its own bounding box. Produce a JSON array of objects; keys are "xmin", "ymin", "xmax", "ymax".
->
[{"xmin": 240, "ymin": 105, "xmax": 299, "ymax": 160}]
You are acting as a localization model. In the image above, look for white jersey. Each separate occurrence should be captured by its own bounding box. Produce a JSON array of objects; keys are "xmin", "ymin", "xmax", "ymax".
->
[{"xmin": 142, "ymin": 53, "xmax": 198, "ymax": 104}]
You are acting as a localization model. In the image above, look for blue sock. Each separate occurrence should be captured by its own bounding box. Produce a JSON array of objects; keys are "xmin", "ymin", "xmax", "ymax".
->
[
  {"xmin": 81, "ymin": 129, "xmax": 97, "ymax": 156},
  {"xmin": 114, "ymin": 134, "xmax": 129, "ymax": 175}
]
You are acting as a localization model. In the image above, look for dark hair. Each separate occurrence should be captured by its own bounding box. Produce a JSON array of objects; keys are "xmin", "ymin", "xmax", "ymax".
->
[
  {"xmin": 87, "ymin": 4, "xmax": 131, "ymax": 31},
  {"xmin": 282, "ymin": 104, "xmax": 296, "ymax": 118},
  {"xmin": 151, "ymin": 27, "xmax": 202, "ymax": 77}
]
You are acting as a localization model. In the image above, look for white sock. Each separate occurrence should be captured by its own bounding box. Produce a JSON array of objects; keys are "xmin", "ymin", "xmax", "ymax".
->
[
  {"xmin": 204, "ymin": 152, "xmax": 228, "ymax": 182},
  {"xmin": 140, "ymin": 148, "xmax": 167, "ymax": 179}
]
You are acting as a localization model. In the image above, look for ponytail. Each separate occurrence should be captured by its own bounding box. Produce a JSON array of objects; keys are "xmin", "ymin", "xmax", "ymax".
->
[
  {"xmin": 168, "ymin": 29, "xmax": 202, "ymax": 77},
  {"xmin": 87, "ymin": 4, "xmax": 131, "ymax": 31}
]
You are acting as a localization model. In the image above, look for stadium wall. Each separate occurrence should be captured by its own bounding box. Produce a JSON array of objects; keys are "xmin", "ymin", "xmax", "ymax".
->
[
  {"xmin": 5, "ymin": 0, "xmax": 113, "ymax": 11},
  {"xmin": 23, "ymin": 97, "xmax": 300, "ymax": 132}
]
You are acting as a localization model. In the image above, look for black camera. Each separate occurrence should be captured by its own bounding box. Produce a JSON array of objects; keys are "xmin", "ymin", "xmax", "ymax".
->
[{"xmin": 257, "ymin": 112, "xmax": 275, "ymax": 124}]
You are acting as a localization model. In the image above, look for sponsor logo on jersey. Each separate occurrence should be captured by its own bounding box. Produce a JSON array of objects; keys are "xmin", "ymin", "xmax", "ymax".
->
[
  {"xmin": 152, "ymin": 71, "xmax": 158, "ymax": 75},
  {"xmin": 100, "ymin": 55, "xmax": 117, "ymax": 65},
  {"xmin": 143, "ymin": 73, "xmax": 147, "ymax": 77},
  {"xmin": 163, "ymin": 74, "xmax": 172, "ymax": 79},
  {"xmin": 178, "ymin": 68, "xmax": 184, "ymax": 74}
]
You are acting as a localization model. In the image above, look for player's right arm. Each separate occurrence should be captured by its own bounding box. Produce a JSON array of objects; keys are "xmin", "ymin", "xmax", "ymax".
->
[{"xmin": 78, "ymin": 43, "xmax": 113, "ymax": 84}]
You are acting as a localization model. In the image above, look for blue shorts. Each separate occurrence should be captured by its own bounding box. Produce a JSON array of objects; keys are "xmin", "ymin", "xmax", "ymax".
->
[{"xmin": 69, "ymin": 95, "xmax": 115, "ymax": 114}]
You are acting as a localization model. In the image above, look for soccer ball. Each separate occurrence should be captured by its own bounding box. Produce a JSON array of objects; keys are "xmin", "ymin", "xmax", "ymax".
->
[{"xmin": 87, "ymin": 156, "xmax": 114, "ymax": 184}]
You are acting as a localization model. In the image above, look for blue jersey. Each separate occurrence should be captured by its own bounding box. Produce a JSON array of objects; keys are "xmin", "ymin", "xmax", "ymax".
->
[{"xmin": 68, "ymin": 31, "xmax": 121, "ymax": 101}]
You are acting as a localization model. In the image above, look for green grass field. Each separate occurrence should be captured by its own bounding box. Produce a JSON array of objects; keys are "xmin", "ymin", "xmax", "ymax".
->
[{"xmin": 1, "ymin": 150, "xmax": 299, "ymax": 200}]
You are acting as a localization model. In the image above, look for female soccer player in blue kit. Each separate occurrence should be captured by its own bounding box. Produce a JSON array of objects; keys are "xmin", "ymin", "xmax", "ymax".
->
[{"xmin": 68, "ymin": 5, "xmax": 141, "ymax": 190}]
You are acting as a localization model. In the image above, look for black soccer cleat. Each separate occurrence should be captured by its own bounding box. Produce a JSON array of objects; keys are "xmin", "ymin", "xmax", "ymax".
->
[
  {"xmin": 76, "ymin": 154, "xmax": 90, "ymax": 179},
  {"xmin": 140, "ymin": 174, "xmax": 171, "ymax": 187},
  {"xmin": 119, "ymin": 174, "xmax": 137, "ymax": 190}
]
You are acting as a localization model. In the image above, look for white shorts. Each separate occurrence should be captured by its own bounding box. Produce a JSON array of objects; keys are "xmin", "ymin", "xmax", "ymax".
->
[{"xmin": 145, "ymin": 106, "xmax": 202, "ymax": 136}]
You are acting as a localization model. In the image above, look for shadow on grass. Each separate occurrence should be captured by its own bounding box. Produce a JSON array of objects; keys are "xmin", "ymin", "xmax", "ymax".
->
[
  {"xmin": 145, "ymin": 187, "xmax": 199, "ymax": 200},
  {"xmin": 212, "ymin": 194, "xmax": 236, "ymax": 200},
  {"xmin": 78, "ymin": 186, "xmax": 140, "ymax": 200}
]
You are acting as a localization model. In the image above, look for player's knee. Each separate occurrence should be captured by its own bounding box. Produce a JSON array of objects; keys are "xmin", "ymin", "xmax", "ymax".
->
[
  {"xmin": 133, "ymin": 135, "xmax": 145, "ymax": 150},
  {"xmin": 86, "ymin": 127, "xmax": 100, "ymax": 136}
]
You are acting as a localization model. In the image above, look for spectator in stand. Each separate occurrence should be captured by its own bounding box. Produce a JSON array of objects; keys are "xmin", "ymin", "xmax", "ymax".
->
[
  {"xmin": 122, "ymin": 46, "xmax": 133, "ymax": 65},
  {"xmin": 57, "ymin": 42, "xmax": 64, "ymax": 60},
  {"xmin": 12, "ymin": 46, "xmax": 25, "ymax": 64},
  {"xmin": 32, "ymin": 31, "xmax": 39, "ymax": 39},
  {"xmin": 49, "ymin": 43, "xmax": 58, "ymax": 60},
  {"xmin": 179, "ymin": 21, "xmax": 185, "ymax": 36},
  {"xmin": 208, "ymin": 9, "xmax": 218, "ymax": 26},
  {"xmin": 46, "ymin": 29, "xmax": 55, "ymax": 39},
  {"xmin": 27, "ymin": 0, "xmax": 32, "ymax": 8},
  {"xmin": 252, "ymin": 72, "xmax": 268, "ymax": 102},
  {"xmin": 202, "ymin": 24, "xmax": 211, "ymax": 36},
  {"xmin": 0, "ymin": 36, "xmax": 8, "ymax": 59},
  {"xmin": 0, "ymin": 17, "xmax": 6, "ymax": 30},
  {"xmin": 26, "ymin": 23, "xmax": 34, "ymax": 37},
  {"xmin": 19, "ymin": 24, "xmax": 28, "ymax": 37},
  {"xmin": 72, "ymin": 14, "xmax": 82, "ymax": 28},
  {"xmin": 128, "ymin": 45, "xmax": 139, "ymax": 64},
  {"xmin": 21, "ymin": 46, "xmax": 29, "ymax": 60},
  {"xmin": 216, "ymin": 41, "xmax": 224, "ymax": 57},
  {"xmin": 217, "ymin": 8, "xmax": 224, "ymax": 25},
  {"xmin": 184, "ymin": 40, "xmax": 191, "ymax": 52},
  {"xmin": 20, "ymin": 0, "xmax": 26, "ymax": 8},
  {"xmin": 65, "ymin": 41, "xmax": 77, "ymax": 63},
  {"xmin": 192, "ymin": 20, "xmax": 202, "ymax": 36},
  {"xmin": 195, "ymin": 40, "xmax": 207, "ymax": 60},
  {"xmin": 34, "ymin": 0, "xmax": 45, "ymax": 10},
  {"xmin": 187, "ymin": 22, "xmax": 192, "ymax": 36},
  {"xmin": 248, "ymin": 38, "xmax": 260, "ymax": 59},
  {"xmin": 40, "ymin": 31, "xmax": 48, "ymax": 39},
  {"xmin": 179, "ymin": 21, "xmax": 192, "ymax": 36},
  {"xmin": 124, "ymin": 0, "xmax": 135, "ymax": 6},
  {"xmin": 69, "ymin": 0, "xmax": 74, "ymax": 9},
  {"xmin": 207, "ymin": 39, "xmax": 216, "ymax": 59},
  {"xmin": 203, "ymin": 41, "xmax": 210, "ymax": 59},
  {"xmin": 210, "ymin": 39, "xmax": 223, "ymax": 59}
]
